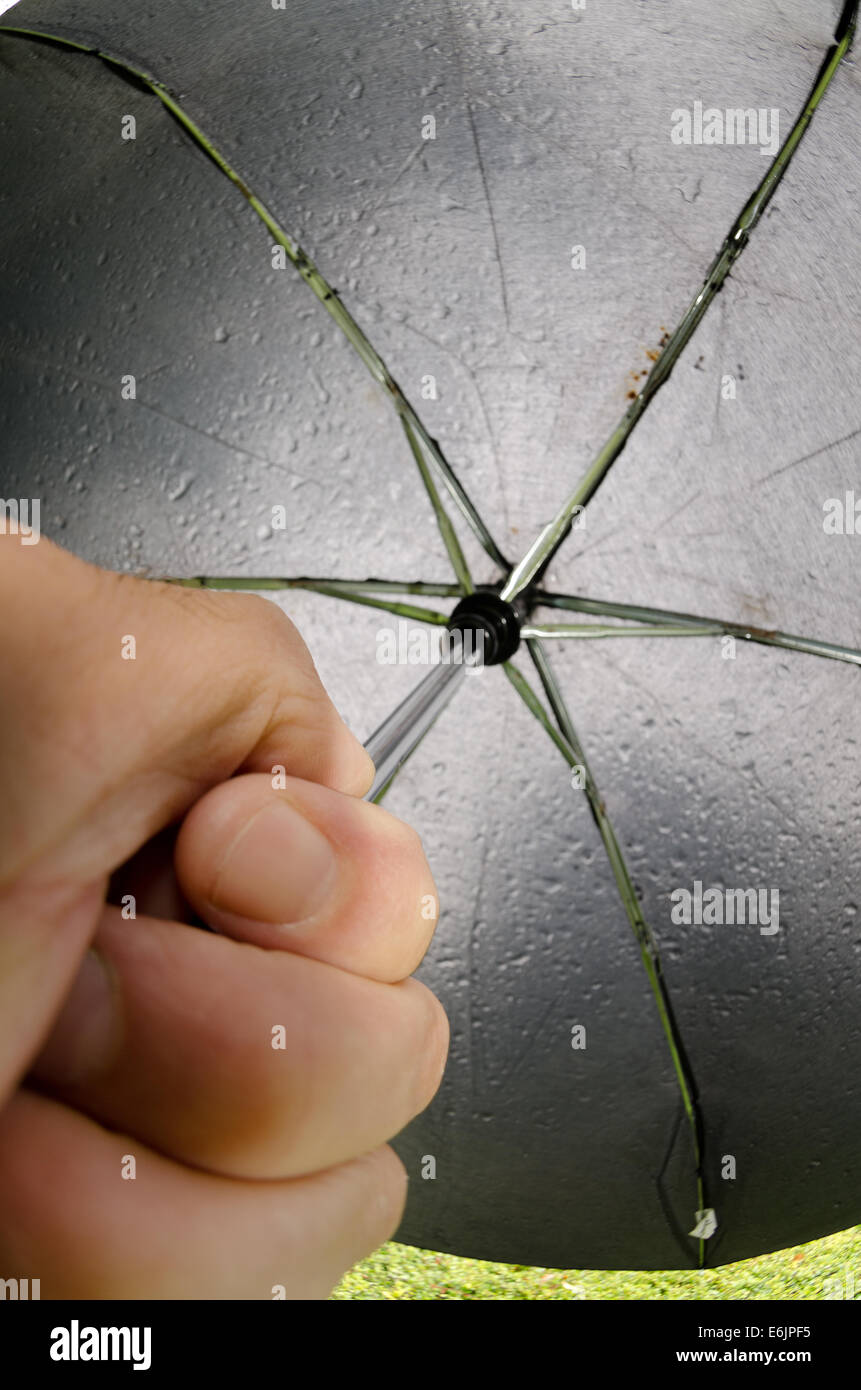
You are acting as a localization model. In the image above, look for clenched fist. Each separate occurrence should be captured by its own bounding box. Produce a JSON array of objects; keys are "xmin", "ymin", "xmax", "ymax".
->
[{"xmin": 0, "ymin": 537, "xmax": 448, "ymax": 1299}]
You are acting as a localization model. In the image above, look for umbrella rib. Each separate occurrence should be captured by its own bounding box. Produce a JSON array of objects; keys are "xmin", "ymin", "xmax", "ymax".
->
[
  {"xmin": 160, "ymin": 576, "xmax": 462, "ymax": 597},
  {"xmin": 522, "ymin": 623, "xmax": 725, "ymax": 641},
  {"xmin": 0, "ymin": 24, "xmax": 509, "ymax": 577},
  {"xmin": 500, "ymin": 0, "xmax": 859, "ymax": 601},
  {"xmin": 506, "ymin": 642, "xmax": 710, "ymax": 1266},
  {"xmin": 159, "ymin": 574, "xmax": 448, "ymax": 625},
  {"xmin": 286, "ymin": 585, "xmax": 449, "ymax": 625},
  {"xmin": 533, "ymin": 593, "xmax": 861, "ymax": 666},
  {"xmin": 399, "ymin": 416, "xmax": 473, "ymax": 594}
]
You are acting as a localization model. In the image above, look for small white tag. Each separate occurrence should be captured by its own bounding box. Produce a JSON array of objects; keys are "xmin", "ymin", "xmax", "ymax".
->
[{"xmin": 689, "ymin": 1208, "xmax": 718, "ymax": 1239}]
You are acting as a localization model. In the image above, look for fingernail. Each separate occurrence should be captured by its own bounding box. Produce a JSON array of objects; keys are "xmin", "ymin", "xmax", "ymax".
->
[
  {"xmin": 209, "ymin": 799, "xmax": 337, "ymax": 925},
  {"xmin": 32, "ymin": 949, "xmax": 120, "ymax": 1085}
]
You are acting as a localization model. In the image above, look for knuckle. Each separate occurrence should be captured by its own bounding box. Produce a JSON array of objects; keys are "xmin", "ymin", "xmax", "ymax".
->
[
  {"xmin": 204, "ymin": 591, "xmax": 310, "ymax": 668},
  {"xmin": 248, "ymin": 597, "xmax": 311, "ymax": 663}
]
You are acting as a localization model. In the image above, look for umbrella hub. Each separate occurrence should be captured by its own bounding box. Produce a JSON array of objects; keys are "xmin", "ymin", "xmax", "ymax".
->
[{"xmin": 448, "ymin": 588, "xmax": 522, "ymax": 666}]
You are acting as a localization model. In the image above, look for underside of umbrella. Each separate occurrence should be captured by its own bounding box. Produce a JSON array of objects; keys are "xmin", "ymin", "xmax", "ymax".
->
[{"xmin": 1, "ymin": 0, "xmax": 859, "ymax": 1269}]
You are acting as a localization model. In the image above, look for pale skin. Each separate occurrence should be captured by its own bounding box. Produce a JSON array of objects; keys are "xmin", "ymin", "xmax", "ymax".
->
[{"xmin": 0, "ymin": 536, "xmax": 449, "ymax": 1299}]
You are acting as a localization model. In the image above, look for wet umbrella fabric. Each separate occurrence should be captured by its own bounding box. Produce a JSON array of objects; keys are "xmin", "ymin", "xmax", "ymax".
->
[{"xmin": 1, "ymin": 0, "xmax": 859, "ymax": 1269}]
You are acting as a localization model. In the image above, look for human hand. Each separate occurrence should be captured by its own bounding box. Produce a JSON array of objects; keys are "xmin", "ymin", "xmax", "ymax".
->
[{"xmin": 0, "ymin": 537, "xmax": 448, "ymax": 1298}]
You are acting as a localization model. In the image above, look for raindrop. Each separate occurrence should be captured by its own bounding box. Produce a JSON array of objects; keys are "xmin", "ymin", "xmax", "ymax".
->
[{"xmin": 167, "ymin": 474, "xmax": 194, "ymax": 502}]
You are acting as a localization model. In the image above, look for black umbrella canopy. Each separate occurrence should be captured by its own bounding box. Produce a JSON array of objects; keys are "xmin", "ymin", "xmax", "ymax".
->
[{"xmin": 1, "ymin": 0, "xmax": 859, "ymax": 1270}]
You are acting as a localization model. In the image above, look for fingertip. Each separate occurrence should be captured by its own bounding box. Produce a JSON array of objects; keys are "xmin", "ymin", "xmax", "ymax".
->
[
  {"xmin": 309, "ymin": 723, "xmax": 375, "ymax": 799},
  {"xmin": 242, "ymin": 710, "xmax": 374, "ymax": 800}
]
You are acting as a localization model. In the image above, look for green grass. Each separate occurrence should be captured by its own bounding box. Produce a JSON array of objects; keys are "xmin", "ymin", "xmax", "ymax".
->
[{"xmin": 332, "ymin": 1227, "xmax": 861, "ymax": 1300}]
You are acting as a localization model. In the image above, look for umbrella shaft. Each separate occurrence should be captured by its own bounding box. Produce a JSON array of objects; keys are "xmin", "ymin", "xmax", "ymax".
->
[{"xmin": 364, "ymin": 660, "xmax": 468, "ymax": 801}]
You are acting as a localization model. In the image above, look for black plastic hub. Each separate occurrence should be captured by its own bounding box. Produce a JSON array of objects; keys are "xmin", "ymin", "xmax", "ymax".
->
[{"xmin": 447, "ymin": 588, "xmax": 522, "ymax": 666}]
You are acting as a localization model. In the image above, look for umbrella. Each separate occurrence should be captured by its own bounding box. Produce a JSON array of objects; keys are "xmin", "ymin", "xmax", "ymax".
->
[{"xmin": 1, "ymin": 0, "xmax": 859, "ymax": 1270}]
